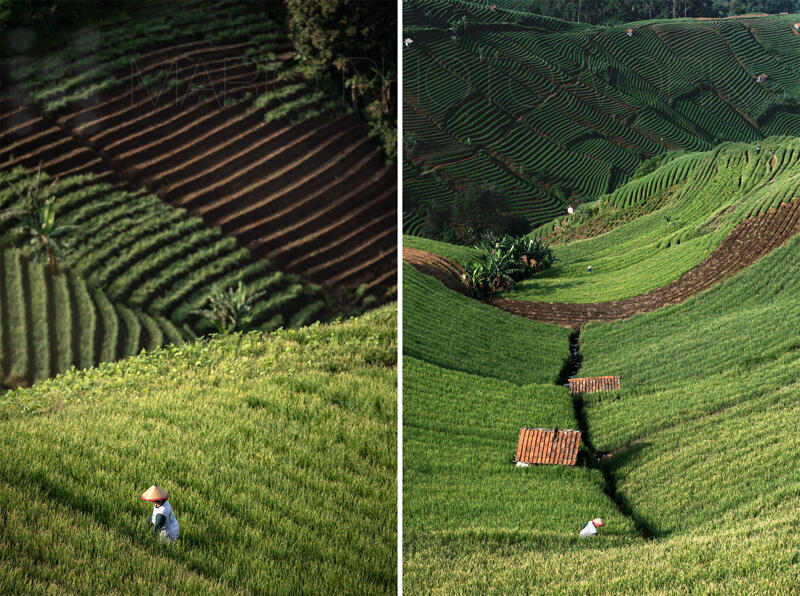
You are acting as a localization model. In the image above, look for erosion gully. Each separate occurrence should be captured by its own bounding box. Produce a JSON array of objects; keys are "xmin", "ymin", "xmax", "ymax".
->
[{"xmin": 558, "ymin": 330, "xmax": 657, "ymax": 540}]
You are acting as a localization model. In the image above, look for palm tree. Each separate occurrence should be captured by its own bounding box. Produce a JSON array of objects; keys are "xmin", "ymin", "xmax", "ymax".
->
[{"xmin": 1, "ymin": 164, "xmax": 74, "ymax": 275}]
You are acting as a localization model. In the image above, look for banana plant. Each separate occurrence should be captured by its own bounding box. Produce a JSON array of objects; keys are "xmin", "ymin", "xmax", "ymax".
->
[
  {"xmin": 1, "ymin": 164, "xmax": 75, "ymax": 275},
  {"xmin": 193, "ymin": 281, "xmax": 265, "ymax": 334}
]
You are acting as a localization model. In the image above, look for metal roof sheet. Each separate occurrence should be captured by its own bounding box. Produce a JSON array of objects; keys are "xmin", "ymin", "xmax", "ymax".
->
[
  {"xmin": 515, "ymin": 428, "xmax": 581, "ymax": 466},
  {"xmin": 569, "ymin": 376, "xmax": 621, "ymax": 395}
]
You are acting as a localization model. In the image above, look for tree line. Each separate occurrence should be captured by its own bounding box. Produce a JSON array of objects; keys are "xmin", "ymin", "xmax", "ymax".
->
[{"xmin": 496, "ymin": 0, "xmax": 799, "ymax": 24}]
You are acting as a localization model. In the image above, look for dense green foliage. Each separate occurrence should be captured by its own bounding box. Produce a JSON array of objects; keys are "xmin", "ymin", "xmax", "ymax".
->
[
  {"xmin": 461, "ymin": 233, "xmax": 554, "ymax": 296},
  {"xmin": 0, "ymin": 164, "xmax": 73, "ymax": 275},
  {"xmin": 0, "ymin": 306, "xmax": 397, "ymax": 594},
  {"xmin": 285, "ymin": 0, "xmax": 397, "ymax": 159},
  {"xmin": 422, "ymin": 182, "xmax": 531, "ymax": 243},
  {"xmin": 403, "ymin": 0, "xmax": 800, "ymax": 231}
]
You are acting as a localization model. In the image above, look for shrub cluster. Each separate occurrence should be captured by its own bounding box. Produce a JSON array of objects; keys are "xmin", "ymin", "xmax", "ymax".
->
[
  {"xmin": 460, "ymin": 233, "xmax": 553, "ymax": 297},
  {"xmin": 421, "ymin": 183, "xmax": 531, "ymax": 245}
]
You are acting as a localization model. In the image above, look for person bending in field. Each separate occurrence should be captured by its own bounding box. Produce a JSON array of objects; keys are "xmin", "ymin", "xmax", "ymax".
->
[
  {"xmin": 141, "ymin": 484, "xmax": 180, "ymax": 543},
  {"xmin": 579, "ymin": 518, "xmax": 604, "ymax": 538}
]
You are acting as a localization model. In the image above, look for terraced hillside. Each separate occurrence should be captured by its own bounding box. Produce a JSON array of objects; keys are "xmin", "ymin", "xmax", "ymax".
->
[
  {"xmin": 0, "ymin": 248, "xmax": 184, "ymax": 390},
  {"xmin": 2, "ymin": 0, "xmax": 396, "ymax": 302},
  {"xmin": 403, "ymin": 154, "xmax": 800, "ymax": 595},
  {"xmin": 405, "ymin": 137, "xmax": 800, "ymax": 322},
  {"xmin": 403, "ymin": 0, "xmax": 800, "ymax": 230},
  {"xmin": 0, "ymin": 164, "xmax": 324, "ymax": 390}
]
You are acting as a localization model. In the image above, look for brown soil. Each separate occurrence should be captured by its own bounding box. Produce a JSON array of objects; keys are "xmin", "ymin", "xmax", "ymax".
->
[
  {"xmin": 403, "ymin": 247, "xmax": 466, "ymax": 294},
  {"xmin": 404, "ymin": 199, "xmax": 800, "ymax": 328},
  {"xmin": 1, "ymin": 35, "xmax": 396, "ymax": 300}
]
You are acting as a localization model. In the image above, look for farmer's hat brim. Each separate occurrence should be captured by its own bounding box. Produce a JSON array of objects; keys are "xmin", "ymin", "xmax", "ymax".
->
[
  {"xmin": 592, "ymin": 518, "xmax": 604, "ymax": 527},
  {"xmin": 141, "ymin": 485, "xmax": 169, "ymax": 502}
]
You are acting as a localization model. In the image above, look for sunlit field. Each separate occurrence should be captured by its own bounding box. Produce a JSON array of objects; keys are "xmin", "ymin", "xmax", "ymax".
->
[{"xmin": 0, "ymin": 307, "xmax": 396, "ymax": 594}]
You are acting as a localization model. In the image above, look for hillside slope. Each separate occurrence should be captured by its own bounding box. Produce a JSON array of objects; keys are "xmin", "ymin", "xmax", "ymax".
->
[
  {"xmin": 403, "ymin": 205, "xmax": 800, "ymax": 595},
  {"xmin": 0, "ymin": 306, "xmax": 396, "ymax": 594},
  {"xmin": 403, "ymin": 0, "xmax": 800, "ymax": 230},
  {"xmin": 2, "ymin": 0, "xmax": 396, "ymax": 301}
]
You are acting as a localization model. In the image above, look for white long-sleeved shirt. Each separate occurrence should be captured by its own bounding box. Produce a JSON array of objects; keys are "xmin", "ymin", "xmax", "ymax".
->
[
  {"xmin": 151, "ymin": 500, "xmax": 180, "ymax": 540},
  {"xmin": 579, "ymin": 520, "xmax": 598, "ymax": 538}
]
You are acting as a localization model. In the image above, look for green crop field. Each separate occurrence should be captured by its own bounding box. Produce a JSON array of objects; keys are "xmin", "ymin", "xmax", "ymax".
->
[
  {"xmin": 0, "ymin": 166, "xmax": 325, "ymax": 391},
  {"xmin": 403, "ymin": 5, "xmax": 800, "ymax": 585},
  {"xmin": 403, "ymin": 234, "xmax": 800, "ymax": 593},
  {"xmin": 1, "ymin": 0, "xmax": 397, "ymax": 390},
  {"xmin": 403, "ymin": 0, "xmax": 800, "ymax": 230},
  {"xmin": 406, "ymin": 136, "xmax": 800, "ymax": 303},
  {"xmin": 0, "ymin": 306, "xmax": 396, "ymax": 594}
]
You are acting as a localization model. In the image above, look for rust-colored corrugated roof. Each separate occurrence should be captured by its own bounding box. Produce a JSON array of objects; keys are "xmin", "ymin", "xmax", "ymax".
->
[
  {"xmin": 569, "ymin": 376, "xmax": 620, "ymax": 395},
  {"xmin": 515, "ymin": 428, "xmax": 581, "ymax": 466}
]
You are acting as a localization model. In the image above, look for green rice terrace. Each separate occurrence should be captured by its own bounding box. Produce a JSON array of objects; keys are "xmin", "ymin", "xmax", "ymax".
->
[
  {"xmin": 0, "ymin": 306, "xmax": 396, "ymax": 594},
  {"xmin": 403, "ymin": 3, "xmax": 800, "ymax": 592},
  {"xmin": 402, "ymin": 0, "xmax": 800, "ymax": 233},
  {"xmin": 0, "ymin": 0, "xmax": 396, "ymax": 390}
]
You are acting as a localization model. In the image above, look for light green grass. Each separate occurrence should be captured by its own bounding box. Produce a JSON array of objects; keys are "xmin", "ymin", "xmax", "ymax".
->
[
  {"xmin": 0, "ymin": 306, "xmax": 397, "ymax": 595},
  {"xmin": 404, "ymin": 259, "xmax": 646, "ymax": 592},
  {"xmin": 576, "ymin": 233, "xmax": 800, "ymax": 540},
  {"xmin": 403, "ymin": 264, "xmax": 569, "ymax": 385}
]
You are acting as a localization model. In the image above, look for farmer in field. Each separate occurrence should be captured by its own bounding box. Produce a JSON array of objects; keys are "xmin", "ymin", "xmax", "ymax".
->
[
  {"xmin": 579, "ymin": 518, "xmax": 604, "ymax": 538},
  {"xmin": 141, "ymin": 485, "xmax": 180, "ymax": 543}
]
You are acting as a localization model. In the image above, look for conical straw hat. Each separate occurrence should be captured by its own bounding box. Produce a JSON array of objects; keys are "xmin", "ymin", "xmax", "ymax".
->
[
  {"xmin": 592, "ymin": 518, "xmax": 604, "ymax": 527},
  {"xmin": 141, "ymin": 485, "xmax": 169, "ymax": 502}
]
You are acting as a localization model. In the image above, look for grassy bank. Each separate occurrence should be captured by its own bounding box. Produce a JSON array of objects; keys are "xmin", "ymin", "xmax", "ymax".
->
[{"xmin": 0, "ymin": 306, "xmax": 397, "ymax": 594}]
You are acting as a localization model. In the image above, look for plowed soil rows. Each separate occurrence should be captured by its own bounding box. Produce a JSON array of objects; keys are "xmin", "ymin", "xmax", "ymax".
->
[
  {"xmin": 2, "ymin": 35, "xmax": 396, "ymax": 300},
  {"xmin": 402, "ymin": 247, "xmax": 466, "ymax": 293},
  {"xmin": 404, "ymin": 199, "xmax": 800, "ymax": 327}
]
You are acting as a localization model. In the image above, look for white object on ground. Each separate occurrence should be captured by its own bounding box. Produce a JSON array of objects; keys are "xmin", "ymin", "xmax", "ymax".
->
[
  {"xmin": 579, "ymin": 520, "xmax": 602, "ymax": 538},
  {"xmin": 404, "ymin": 38, "xmax": 413, "ymax": 47}
]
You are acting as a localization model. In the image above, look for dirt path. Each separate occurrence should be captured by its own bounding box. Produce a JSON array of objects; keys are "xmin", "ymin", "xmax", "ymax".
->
[{"xmin": 404, "ymin": 199, "xmax": 800, "ymax": 328}]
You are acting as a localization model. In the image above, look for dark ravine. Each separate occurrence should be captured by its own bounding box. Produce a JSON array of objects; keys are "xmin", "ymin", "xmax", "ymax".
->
[{"xmin": 562, "ymin": 331, "xmax": 657, "ymax": 540}]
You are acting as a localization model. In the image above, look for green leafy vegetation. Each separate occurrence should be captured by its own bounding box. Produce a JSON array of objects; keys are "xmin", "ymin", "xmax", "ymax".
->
[
  {"xmin": 286, "ymin": 0, "xmax": 397, "ymax": 160},
  {"xmin": 461, "ymin": 233, "xmax": 554, "ymax": 297},
  {"xmin": 0, "ymin": 163, "xmax": 74, "ymax": 275},
  {"xmin": 403, "ymin": 264, "xmax": 569, "ymax": 385},
  {"xmin": 192, "ymin": 281, "xmax": 265, "ymax": 335},
  {"xmin": 403, "ymin": 0, "xmax": 800, "ymax": 230},
  {"xmin": 0, "ymin": 306, "xmax": 397, "ymax": 594},
  {"xmin": 0, "ymin": 167, "xmax": 326, "ymax": 336},
  {"xmin": 421, "ymin": 182, "xmax": 532, "ymax": 244}
]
